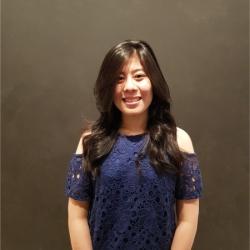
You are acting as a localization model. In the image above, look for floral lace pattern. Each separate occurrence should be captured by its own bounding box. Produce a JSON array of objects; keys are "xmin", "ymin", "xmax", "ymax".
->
[
  {"xmin": 175, "ymin": 153, "xmax": 203, "ymax": 199},
  {"xmin": 64, "ymin": 133, "xmax": 203, "ymax": 250}
]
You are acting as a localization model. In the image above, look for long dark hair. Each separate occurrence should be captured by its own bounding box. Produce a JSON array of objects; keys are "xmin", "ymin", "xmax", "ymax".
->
[{"xmin": 80, "ymin": 39, "xmax": 185, "ymax": 178}]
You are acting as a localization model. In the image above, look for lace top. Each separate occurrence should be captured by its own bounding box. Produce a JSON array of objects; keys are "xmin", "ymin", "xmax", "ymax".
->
[{"xmin": 64, "ymin": 133, "xmax": 203, "ymax": 250}]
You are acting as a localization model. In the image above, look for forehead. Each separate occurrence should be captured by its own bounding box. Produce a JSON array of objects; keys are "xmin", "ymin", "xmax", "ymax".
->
[{"xmin": 120, "ymin": 53, "xmax": 144, "ymax": 73}]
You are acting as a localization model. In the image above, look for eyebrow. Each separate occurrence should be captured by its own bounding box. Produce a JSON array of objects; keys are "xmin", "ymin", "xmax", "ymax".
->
[{"xmin": 120, "ymin": 68, "xmax": 145, "ymax": 74}]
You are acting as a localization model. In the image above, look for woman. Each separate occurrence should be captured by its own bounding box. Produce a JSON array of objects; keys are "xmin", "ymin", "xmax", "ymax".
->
[{"xmin": 65, "ymin": 39, "xmax": 203, "ymax": 250}]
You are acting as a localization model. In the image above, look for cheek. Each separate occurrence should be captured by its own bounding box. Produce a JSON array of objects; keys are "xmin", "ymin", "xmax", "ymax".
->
[
  {"xmin": 141, "ymin": 82, "xmax": 153, "ymax": 100},
  {"xmin": 113, "ymin": 86, "xmax": 121, "ymax": 103}
]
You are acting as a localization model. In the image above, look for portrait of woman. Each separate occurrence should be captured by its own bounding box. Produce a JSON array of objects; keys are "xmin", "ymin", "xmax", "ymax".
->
[
  {"xmin": 3, "ymin": 0, "xmax": 248, "ymax": 248},
  {"xmin": 64, "ymin": 39, "xmax": 203, "ymax": 250}
]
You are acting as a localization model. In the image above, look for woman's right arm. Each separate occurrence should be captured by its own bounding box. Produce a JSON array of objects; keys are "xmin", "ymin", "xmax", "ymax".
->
[
  {"xmin": 67, "ymin": 132, "xmax": 93, "ymax": 250},
  {"xmin": 68, "ymin": 198, "xmax": 93, "ymax": 250}
]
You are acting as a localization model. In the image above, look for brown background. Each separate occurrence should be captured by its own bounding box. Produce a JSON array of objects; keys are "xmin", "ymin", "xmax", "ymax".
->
[{"xmin": 2, "ymin": 0, "xmax": 249, "ymax": 249}]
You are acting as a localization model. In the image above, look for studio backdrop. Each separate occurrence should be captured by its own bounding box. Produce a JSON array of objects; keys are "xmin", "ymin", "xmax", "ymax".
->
[{"xmin": 2, "ymin": 0, "xmax": 249, "ymax": 249}]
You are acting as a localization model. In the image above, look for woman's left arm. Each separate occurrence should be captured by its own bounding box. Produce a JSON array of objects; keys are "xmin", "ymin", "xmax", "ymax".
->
[
  {"xmin": 171, "ymin": 127, "xmax": 202, "ymax": 250},
  {"xmin": 171, "ymin": 198, "xmax": 200, "ymax": 250}
]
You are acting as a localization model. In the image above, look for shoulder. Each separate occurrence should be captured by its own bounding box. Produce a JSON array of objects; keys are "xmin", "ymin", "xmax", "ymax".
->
[
  {"xmin": 75, "ymin": 129, "xmax": 92, "ymax": 154},
  {"xmin": 176, "ymin": 127, "xmax": 195, "ymax": 154}
]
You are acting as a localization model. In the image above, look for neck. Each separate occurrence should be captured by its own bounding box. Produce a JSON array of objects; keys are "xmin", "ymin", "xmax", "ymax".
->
[{"xmin": 119, "ymin": 112, "xmax": 148, "ymax": 135}]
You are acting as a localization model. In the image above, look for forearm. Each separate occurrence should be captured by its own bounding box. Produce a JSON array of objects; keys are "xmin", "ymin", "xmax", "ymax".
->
[
  {"xmin": 170, "ymin": 221, "xmax": 197, "ymax": 250},
  {"xmin": 68, "ymin": 217, "xmax": 93, "ymax": 250}
]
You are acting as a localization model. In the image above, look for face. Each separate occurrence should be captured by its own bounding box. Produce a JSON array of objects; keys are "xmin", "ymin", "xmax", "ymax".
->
[{"xmin": 113, "ymin": 52, "xmax": 153, "ymax": 117}]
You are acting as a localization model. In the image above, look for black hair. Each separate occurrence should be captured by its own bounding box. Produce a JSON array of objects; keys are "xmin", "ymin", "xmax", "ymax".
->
[{"xmin": 81, "ymin": 39, "xmax": 185, "ymax": 178}]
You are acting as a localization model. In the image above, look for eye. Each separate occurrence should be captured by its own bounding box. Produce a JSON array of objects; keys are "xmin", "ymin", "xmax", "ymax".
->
[
  {"xmin": 117, "ymin": 76, "xmax": 124, "ymax": 83},
  {"xmin": 135, "ymin": 74, "xmax": 146, "ymax": 81}
]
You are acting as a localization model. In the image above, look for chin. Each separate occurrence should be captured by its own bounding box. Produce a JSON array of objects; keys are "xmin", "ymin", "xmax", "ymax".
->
[{"xmin": 120, "ymin": 107, "xmax": 148, "ymax": 115}]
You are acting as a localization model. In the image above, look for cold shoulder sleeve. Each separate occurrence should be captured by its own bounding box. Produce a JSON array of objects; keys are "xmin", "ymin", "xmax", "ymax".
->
[
  {"xmin": 175, "ymin": 153, "xmax": 203, "ymax": 200},
  {"xmin": 64, "ymin": 153, "xmax": 92, "ymax": 202}
]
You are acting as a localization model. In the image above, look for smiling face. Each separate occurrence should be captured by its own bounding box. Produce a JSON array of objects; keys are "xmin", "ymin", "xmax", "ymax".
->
[{"xmin": 113, "ymin": 52, "xmax": 153, "ymax": 118}]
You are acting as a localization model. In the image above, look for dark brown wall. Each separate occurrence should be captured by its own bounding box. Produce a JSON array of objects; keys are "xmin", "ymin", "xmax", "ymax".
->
[{"xmin": 2, "ymin": 0, "xmax": 249, "ymax": 249}]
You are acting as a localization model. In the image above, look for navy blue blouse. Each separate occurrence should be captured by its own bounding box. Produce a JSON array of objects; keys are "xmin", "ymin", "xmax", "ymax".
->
[{"xmin": 65, "ymin": 133, "xmax": 203, "ymax": 250}]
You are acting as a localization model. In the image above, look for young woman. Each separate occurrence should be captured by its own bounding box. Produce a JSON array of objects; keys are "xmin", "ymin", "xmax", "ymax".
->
[{"xmin": 65, "ymin": 40, "xmax": 203, "ymax": 250}]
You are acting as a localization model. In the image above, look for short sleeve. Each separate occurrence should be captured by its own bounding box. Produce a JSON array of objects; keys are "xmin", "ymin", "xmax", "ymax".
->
[
  {"xmin": 64, "ymin": 153, "xmax": 92, "ymax": 201},
  {"xmin": 175, "ymin": 153, "xmax": 203, "ymax": 200}
]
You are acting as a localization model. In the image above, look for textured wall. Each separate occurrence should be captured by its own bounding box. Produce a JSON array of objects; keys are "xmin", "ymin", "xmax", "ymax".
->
[{"xmin": 2, "ymin": 0, "xmax": 249, "ymax": 249}]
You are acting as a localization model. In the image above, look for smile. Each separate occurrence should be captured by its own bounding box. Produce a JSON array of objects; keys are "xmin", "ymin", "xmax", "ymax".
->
[{"xmin": 122, "ymin": 97, "xmax": 142, "ymax": 103}]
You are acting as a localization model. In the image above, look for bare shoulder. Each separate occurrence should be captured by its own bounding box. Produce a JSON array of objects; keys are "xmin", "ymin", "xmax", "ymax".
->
[
  {"xmin": 75, "ymin": 129, "xmax": 92, "ymax": 154},
  {"xmin": 176, "ymin": 127, "xmax": 195, "ymax": 154}
]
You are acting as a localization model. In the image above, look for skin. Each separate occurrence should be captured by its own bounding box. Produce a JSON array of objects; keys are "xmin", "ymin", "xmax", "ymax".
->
[
  {"xmin": 112, "ymin": 53, "xmax": 200, "ymax": 249},
  {"xmin": 113, "ymin": 51, "xmax": 153, "ymax": 135},
  {"xmin": 172, "ymin": 128, "xmax": 200, "ymax": 250},
  {"xmin": 68, "ymin": 54, "xmax": 200, "ymax": 250}
]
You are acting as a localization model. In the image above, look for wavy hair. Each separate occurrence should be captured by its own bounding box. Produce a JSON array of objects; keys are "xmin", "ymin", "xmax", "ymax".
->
[{"xmin": 80, "ymin": 39, "xmax": 186, "ymax": 179}]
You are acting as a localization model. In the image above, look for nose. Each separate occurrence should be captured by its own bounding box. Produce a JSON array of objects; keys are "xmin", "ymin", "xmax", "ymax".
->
[{"xmin": 123, "ymin": 76, "xmax": 137, "ymax": 92}]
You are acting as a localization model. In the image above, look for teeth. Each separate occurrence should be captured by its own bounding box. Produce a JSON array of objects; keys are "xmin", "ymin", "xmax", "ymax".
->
[{"xmin": 124, "ymin": 97, "xmax": 141, "ymax": 102}]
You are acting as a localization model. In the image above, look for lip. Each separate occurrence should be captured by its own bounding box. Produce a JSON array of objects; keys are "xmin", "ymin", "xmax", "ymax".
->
[
  {"xmin": 122, "ymin": 96, "xmax": 141, "ymax": 101},
  {"xmin": 122, "ymin": 97, "xmax": 142, "ymax": 107}
]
